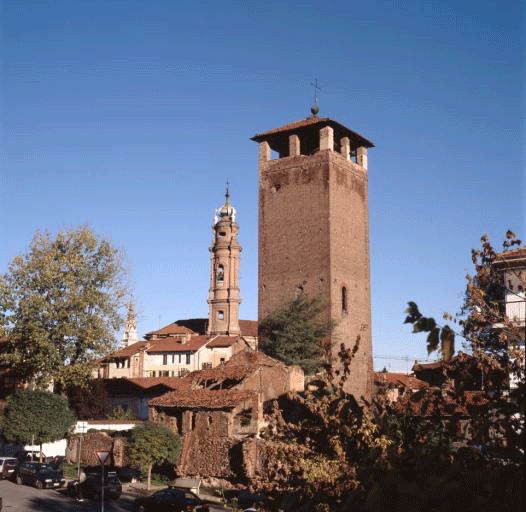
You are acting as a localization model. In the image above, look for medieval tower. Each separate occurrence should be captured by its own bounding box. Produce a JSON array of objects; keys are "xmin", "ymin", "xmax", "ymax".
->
[
  {"xmin": 252, "ymin": 110, "xmax": 374, "ymax": 399},
  {"xmin": 207, "ymin": 187, "xmax": 242, "ymax": 336}
]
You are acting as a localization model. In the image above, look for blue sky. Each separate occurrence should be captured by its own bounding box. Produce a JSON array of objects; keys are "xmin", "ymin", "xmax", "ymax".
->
[{"xmin": 1, "ymin": 0, "xmax": 524, "ymax": 372}]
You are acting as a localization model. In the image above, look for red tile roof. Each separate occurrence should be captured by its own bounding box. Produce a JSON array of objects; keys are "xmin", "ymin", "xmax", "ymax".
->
[
  {"xmin": 251, "ymin": 117, "xmax": 374, "ymax": 148},
  {"xmin": 128, "ymin": 377, "xmax": 192, "ymax": 391},
  {"xmin": 145, "ymin": 323, "xmax": 196, "ymax": 338},
  {"xmin": 107, "ymin": 341, "xmax": 146, "ymax": 359},
  {"xmin": 146, "ymin": 336, "xmax": 210, "ymax": 353},
  {"xmin": 103, "ymin": 377, "xmax": 192, "ymax": 396},
  {"xmin": 495, "ymin": 247, "xmax": 526, "ymax": 264},
  {"xmin": 374, "ymin": 372, "xmax": 429, "ymax": 390},
  {"xmin": 206, "ymin": 336, "xmax": 239, "ymax": 348},
  {"xmin": 187, "ymin": 365, "xmax": 259, "ymax": 384},
  {"xmin": 149, "ymin": 389, "xmax": 257, "ymax": 409},
  {"xmin": 225, "ymin": 350, "xmax": 281, "ymax": 367},
  {"xmin": 239, "ymin": 320, "xmax": 258, "ymax": 337}
]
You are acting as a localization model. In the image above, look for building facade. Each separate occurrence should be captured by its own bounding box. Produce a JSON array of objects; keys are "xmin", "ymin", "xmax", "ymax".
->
[
  {"xmin": 99, "ymin": 191, "xmax": 257, "ymax": 379},
  {"xmin": 252, "ymin": 113, "xmax": 374, "ymax": 399}
]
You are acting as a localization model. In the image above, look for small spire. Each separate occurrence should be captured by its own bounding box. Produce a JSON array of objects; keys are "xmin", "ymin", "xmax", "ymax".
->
[{"xmin": 225, "ymin": 180, "xmax": 230, "ymax": 207}]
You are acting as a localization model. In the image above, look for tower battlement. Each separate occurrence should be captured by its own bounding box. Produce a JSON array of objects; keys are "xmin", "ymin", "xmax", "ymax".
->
[{"xmin": 253, "ymin": 115, "xmax": 374, "ymax": 400}]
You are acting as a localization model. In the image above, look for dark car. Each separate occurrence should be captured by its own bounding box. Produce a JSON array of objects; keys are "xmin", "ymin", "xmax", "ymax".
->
[
  {"xmin": 0, "ymin": 457, "xmax": 18, "ymax": 480},
  {"xmin": 134, "ymin": 487, "xmax": 210, "ymax": 512},
  {"xmin": 15, "ymin": 462, "xmax": 65, "ymax": 489},
  {"xmin": 83, "ymin": 470, "xmax": 122, "ymax": 501}
]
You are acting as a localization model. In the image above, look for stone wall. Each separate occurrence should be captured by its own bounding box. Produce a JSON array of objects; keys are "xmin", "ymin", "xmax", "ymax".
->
[{"xmin": 65, "ymin": 432, "xmax": 129, "ymax": 467}]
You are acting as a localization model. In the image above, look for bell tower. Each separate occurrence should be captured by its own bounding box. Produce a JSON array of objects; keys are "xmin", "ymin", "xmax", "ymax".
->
[
  {"xmin": 121, "ymin": 300, "xmax": 138, "ymax": 348},
  {"xmin": 207, "ymin": 186, "xmax": 242, "ymax": 336},
  {"xmin": 252, "ymin": 109, "xmax": 374, "ymax": 399}
]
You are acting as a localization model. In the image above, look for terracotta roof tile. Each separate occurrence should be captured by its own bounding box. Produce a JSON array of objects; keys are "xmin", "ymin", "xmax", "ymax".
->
[
  {"xmin": 146, "ymin": 335, "xmax": 210, "ymax": 353},
  {"xmin": 206, "ymin": 336, "xmax": 239, "ymax": 348},
  {"xmin": 225, "ymin": 350, "xmax": 282, "ymax": 367},
  {"xmin": 145, "ymin": 323, "xmax": 196, "ymax": 338},
  {"xmin": 495, "ymin": 247, "xmax": 526, "ymax": 263},
  {"xmin": 128, "ymin": 377, "xmax": 192, "ymax": 391},
  {"xmin": 239, "ymin": 320, "xmax": 258, "ymax": 337},
  {"xmin": 149, "ymin": 389, "xmax": 257, "ymax": 408},
  {"xmin": 103, "ymin": 377, "xmax": 192, "ymax": 395},
  {"xmin": 374, "ymin": 372, "xmax": 429, "ymax": 390},
  {"xmin": 107, "ymin": 341, "xmax": 146, "ymax": 359},
  {"xmin": 187, "ymin": 365, "xmax": 259, "ymax": 384},
  {"xmin": 251, "ymin": 117, "xmax": 374, "ymax": 148}
]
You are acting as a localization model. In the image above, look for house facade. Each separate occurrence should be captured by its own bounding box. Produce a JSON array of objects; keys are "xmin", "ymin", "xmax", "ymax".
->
[{"xmin": 148, "ymin": 351, "xmax": 304, "ymax": 478}]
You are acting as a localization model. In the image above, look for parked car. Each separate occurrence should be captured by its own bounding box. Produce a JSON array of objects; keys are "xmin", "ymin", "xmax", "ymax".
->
[
  {"xmin": 83, "ymin": 470, "xmax": 122, "ymax": 501},
  {"xmin": 0, "ymin": 457, "xmax": 18, "ymax": 480},
  {"xmin": 15, "ymin": 462, "xmax": 65, "ymax": 489},
  {"xmin": 117, "ymin": 466, "xmax": 141, "ymax": 483},
  {"xmin": 134, "ymin": 487, "xmax": 210, "ymax": 512}
]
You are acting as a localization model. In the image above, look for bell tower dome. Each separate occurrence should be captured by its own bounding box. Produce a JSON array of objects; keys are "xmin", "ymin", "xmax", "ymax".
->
[{"xmin": 207, "ymin": 186, "xmax": 242, "ymax": 336}]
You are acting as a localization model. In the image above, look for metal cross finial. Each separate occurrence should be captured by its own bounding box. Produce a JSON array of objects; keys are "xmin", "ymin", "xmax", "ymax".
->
[
  {"xmin": 311, "ymin": 78, "xmax": 321, "ymax": 106},
  {"xmin": 225, "ymin": 180, "xmax": 230, "ymax": 205}
]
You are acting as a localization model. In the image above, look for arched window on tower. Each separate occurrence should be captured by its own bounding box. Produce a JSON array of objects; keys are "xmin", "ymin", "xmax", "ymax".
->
[
  {"xmin": 342, "ymin": 286, "xmax": 348, "ymax": 313},
  {"xmin": 217, "ymin": 265, "xmax": 224, "ymax": 284}
]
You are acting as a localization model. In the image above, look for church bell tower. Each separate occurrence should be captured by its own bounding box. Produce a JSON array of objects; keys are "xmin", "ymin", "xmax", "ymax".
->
[
  {"xmin": 207, "ymin": 186, "xmax": 242, "ymax": 336},
  {"xmin": 252, "ymin": 108, "xmax": 374, "ymax": 399}
]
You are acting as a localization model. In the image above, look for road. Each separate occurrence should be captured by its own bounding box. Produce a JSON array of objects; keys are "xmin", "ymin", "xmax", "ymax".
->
[{"xmin": 0, "ymin": 479, "xmax": 136, "ymax": 511}]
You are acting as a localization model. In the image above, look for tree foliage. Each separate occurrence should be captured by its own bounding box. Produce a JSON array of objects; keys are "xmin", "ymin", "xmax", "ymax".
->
[
  {"xmin": 258, "ymin": 295, "xmax": 334, "ymax": 374},
  {"xmin": 1, "ymin": 389, "xmax": 75, "ymax": 457},
  {"xmin": 398, "ymin": 232, "xmax": 524, "ymax": 464},
  {"xmin": 66, "ymin": 379, "xmax": 109, "ymax": 420},
  {"xmin": 0, "ymin": 226, "xmax": 128, "ymax": 389},
  {"xmin": 128, "ymin": 422, "xmax": 181, "ymax": 490}
]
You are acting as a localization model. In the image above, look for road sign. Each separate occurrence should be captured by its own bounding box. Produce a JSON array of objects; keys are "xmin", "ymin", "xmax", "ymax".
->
[{"xmin": 95, "ymin": 450, "xmax": 111, "ymax": 465}]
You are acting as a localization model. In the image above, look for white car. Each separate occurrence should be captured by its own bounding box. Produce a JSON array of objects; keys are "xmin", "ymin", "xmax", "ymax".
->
[{"xmin": 0, "ymin": 457, "xmax": 18, "ymax": 480}]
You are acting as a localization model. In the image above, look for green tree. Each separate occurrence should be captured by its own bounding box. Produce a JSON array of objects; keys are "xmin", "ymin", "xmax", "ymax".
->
[
  {"xmin": 1, "ymin": 389, "xmax": 76, "ymax": 461},
  {"xmin": 0, "ymin": 226, "xmax": 128, "ymax": 390},
  {"xmin": 128, "ymin": 422, "xmax": 181, "ymax": 490},
  {"xmin": 258, "ymin": 295, "xmax": 334, "ymax": 374}
]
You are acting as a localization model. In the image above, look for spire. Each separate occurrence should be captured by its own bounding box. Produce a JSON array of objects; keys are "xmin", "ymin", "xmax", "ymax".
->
[
  {"xmin": 121, "ymin": 299, "xmax": 138, "ymax": 348},
  {"xmin": 225, "ymin": 180, "xmax": 230, "ymax": 208},
  {"xmin": 216, "ymin": 181, "xmax": 236, "ymax": 222}
]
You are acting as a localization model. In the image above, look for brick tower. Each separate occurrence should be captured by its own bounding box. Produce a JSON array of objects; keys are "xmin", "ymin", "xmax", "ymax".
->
[
  {"xmin": 207, "ymin": 186, "xmax": 242, "ymax": 336},
  {"xmin": 251, "ymin": 113, "xmax": 374, "ymax": 399}
]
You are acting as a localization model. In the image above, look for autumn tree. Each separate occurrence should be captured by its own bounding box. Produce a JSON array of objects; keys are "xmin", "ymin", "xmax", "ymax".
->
[
  {"xmin": 258, "ymin": 295, "xmax": 334, "ymax": 374},
  {"xmin": 128, "ymin": 422, "xmax": 181, "ymax": 490},
  {"xmin": 1, "ymin": 389, "xmax": 76, "ymax": 461},
  {"xmin": 0, "ymin": 227, "xmax": 128, "ymax": 390},
  {"xmin": 397, "ymin": 232, "xmax": 524, "ymax": 458}
]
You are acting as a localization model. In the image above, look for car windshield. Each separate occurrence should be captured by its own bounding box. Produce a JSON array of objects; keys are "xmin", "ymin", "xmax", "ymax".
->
[{"xmin": 37, "ymin": 464, "xmax": 53, "ymax": 471}]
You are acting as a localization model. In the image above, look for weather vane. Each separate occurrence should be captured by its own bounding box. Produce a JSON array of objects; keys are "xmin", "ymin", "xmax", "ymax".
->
[{"xmin": 310, "ymin": 78, "xmax": 321, "ymax": 116}]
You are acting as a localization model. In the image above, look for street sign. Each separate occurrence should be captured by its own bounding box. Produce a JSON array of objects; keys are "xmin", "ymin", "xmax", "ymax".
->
[{"xmin": 95, "ymin": 450, "xmax": 111, "ymax": 465}]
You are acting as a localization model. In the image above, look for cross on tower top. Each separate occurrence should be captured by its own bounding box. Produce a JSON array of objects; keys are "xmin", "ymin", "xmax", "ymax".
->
[{"xmin": 310, "ymin": 78, "xmax": 321, "ymax": 116}]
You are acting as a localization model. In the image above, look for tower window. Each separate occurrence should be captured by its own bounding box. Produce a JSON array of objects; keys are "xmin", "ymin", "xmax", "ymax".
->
[
  {"xmin": 342, "ymin": 286, "xmax": 348, "ymax": 313},
  {"xmin": 218, "ymin": 310, "xmax": 224, "ymax": 320},
  {"xmin": 217, "ymin": 265, "xmax": 224, "ymax": 283}
]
